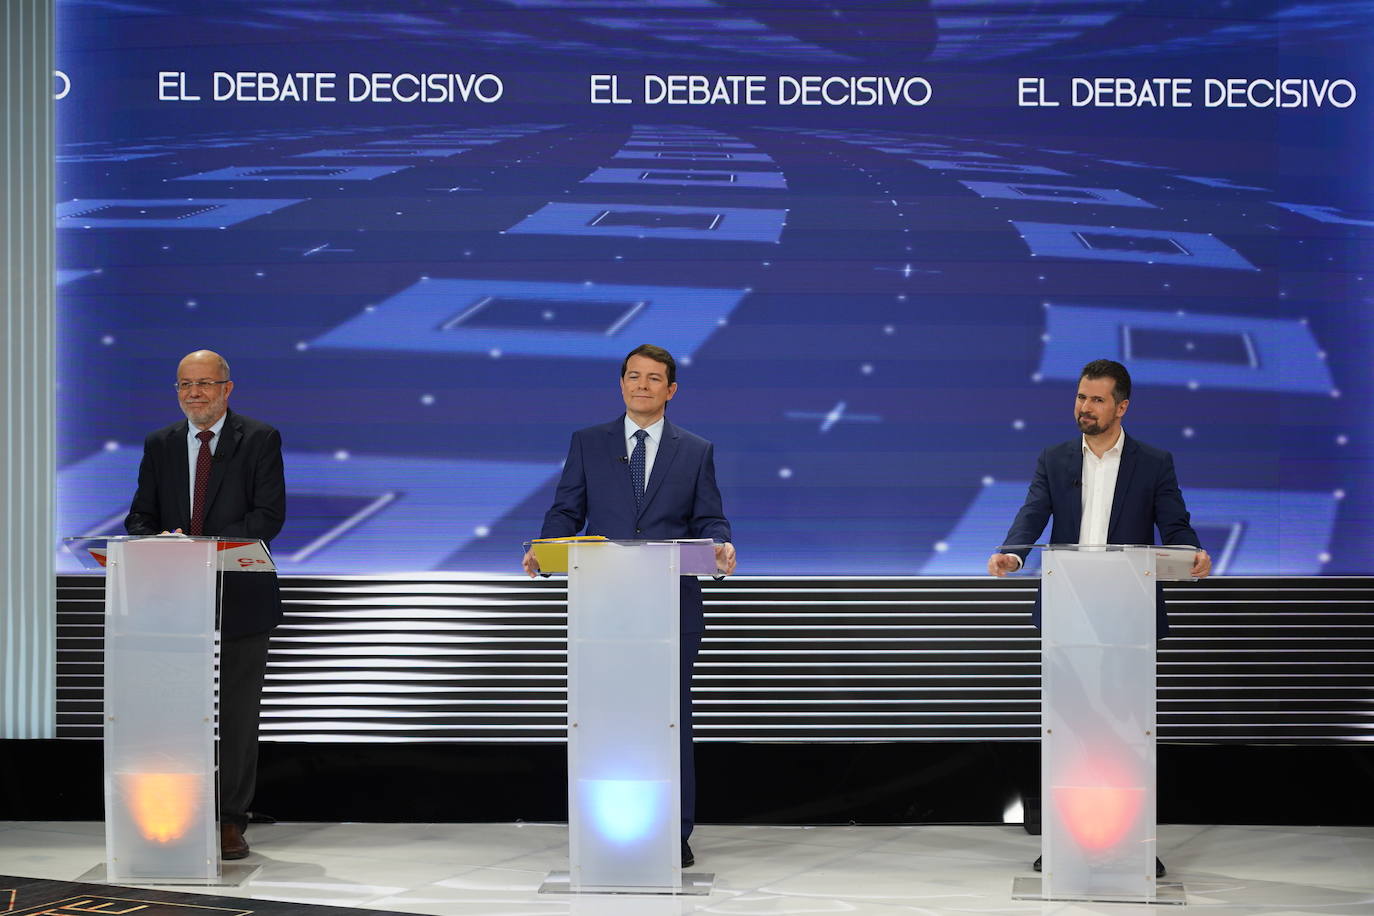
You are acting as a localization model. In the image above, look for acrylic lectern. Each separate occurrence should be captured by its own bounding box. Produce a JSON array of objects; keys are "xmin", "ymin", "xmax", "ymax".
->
[
  {"xmin": 1008, "ymin": 544, "xmax": 1195, "ymax": 906},
  {"xmin": 530, "ymin": 537, "xmax": 718, "ymax": 896},
  {"xmin": 65, "ymin": 535, "xmax": 274, "ymax": 885}
]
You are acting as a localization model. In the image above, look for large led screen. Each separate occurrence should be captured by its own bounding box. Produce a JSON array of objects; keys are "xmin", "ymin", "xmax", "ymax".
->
[{"xmin": 55, "ymin": 0, "xmax": 1374, "ymax": 575}]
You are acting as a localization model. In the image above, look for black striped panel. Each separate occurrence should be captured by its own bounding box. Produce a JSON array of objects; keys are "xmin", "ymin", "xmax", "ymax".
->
[{"xmin": 55, "ymin": 576, "xmax": 1374, "ymax": 743}]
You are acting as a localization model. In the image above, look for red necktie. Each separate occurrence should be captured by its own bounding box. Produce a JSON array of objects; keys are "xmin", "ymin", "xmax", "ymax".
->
[{"xmin": 190, "ymin": 429, "xmax": 214, "ymax": 536}]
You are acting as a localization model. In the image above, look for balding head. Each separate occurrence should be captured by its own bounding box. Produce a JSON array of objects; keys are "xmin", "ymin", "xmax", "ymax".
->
[{"xmin": 178, "ymin": 349, "xmax": 230, "ymax": 380}]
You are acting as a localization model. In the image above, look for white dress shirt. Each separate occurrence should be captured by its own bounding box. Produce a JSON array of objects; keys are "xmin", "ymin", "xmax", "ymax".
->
[
  {"xmin": 1079, "ymin": 427, "xmax": 1126, "ymax": 547},
  {"xmin": 624, "ymin": 414, "xmax": 665, "ymax": 484},
  {"xmin": 187, "ymin": 413, "xmax": 227, "ymax": 509}
]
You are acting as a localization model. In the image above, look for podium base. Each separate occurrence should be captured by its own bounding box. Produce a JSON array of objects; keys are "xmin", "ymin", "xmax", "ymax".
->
[
  {"xmin": 1011, "ymin": 875, "xmax": 1186, "ymax": 905},
  {"xmin": 539, "ymin": 870, "xmax": 714, "ymax": 896},
  {"xmin": 79, "ymin": 863, "xmax": 261, "ymax": 887}
]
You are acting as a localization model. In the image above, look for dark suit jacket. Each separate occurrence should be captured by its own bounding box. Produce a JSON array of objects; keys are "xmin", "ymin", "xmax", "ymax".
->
[
  {"xmin": 125, "ymin": 409, "xmax": 286, "ymax": 639},
  {"xmin": 1001, "ymin": 434, "xmax": 1201, "ymax": 638},
  {"xmin": 540, "ymin": 416, "xmax": 732, "ymax": 634}
]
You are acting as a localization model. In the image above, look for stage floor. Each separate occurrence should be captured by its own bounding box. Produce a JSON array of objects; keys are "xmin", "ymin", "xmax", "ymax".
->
[{"xmin": 2, "ymin": 821, "xmax": 1371, "ymax": 915}]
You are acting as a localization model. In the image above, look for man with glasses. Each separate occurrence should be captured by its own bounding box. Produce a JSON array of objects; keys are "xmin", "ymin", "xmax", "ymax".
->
[{"xmin": 125, "ymin": 349, "xmax": 286, "ymax": 861}]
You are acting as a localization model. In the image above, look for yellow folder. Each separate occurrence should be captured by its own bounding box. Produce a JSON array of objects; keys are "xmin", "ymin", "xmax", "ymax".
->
[{"xmin": 529, "ymin": 535, "xmax": 609, "ymax": 573}]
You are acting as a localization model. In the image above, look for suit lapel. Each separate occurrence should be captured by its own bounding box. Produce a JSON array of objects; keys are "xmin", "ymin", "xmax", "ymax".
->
[
  {"xmin": 602, "ymin": 418, "xmax": 635, "ymax": 513},
  {"xmin": 1059, "ymin": 441, "xmax": 1083, "ymax": 537},
  {"xmin": 641, "ymin": 419, "xmax": 680, "ymax": 516},
  {"xmin": 202, "ymin": 410, "xmax": 241, "ymax": 518},
  {"xmin": 1107, "ymin": 436, "xmax": 1138, "ymax": 541},
  {"xmin": 169, "ymin": 421, "xmax": 192, "ymax": 527}
]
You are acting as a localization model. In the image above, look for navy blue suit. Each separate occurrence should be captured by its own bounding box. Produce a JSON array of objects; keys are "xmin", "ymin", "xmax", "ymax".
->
[
  {"xmin": 1001, "ymin": 435, "xmax": 1201, "ymax": 638},
  {"xmin": 541, "ymin": 415, "xmax": 732, "ymax": 837}
]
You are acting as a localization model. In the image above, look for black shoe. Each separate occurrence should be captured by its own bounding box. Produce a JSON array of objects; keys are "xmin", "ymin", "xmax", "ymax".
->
[
  {"xmin": 1032, "ymin": 855, "xmax": 1166, "ymax": 878},
  {"xmin": 681, "ymin": 839, "xmax": 694, "ymax": 869}
]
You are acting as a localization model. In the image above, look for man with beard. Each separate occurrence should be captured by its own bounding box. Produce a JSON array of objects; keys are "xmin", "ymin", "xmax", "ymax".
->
[
  {"xmin": 125, "ymin": 349, "xmax": 286, "ymax": 861},
  {"xmin": 988, "ymin": 357, "xmax": 1210, "ymax": 600},
  {"xmin": 987, "ymin": 357, "xmax": 1209, "ymax": 877}
]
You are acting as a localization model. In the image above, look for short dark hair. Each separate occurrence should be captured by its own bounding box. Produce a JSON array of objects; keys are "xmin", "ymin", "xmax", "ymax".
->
[
  {"xmin": 1080, "ymin": 359, "xmax": 1131, "ymax": 403},
  {"xmin": 620, "ymin": 344, "xmax": 677, "ymax": 385}
]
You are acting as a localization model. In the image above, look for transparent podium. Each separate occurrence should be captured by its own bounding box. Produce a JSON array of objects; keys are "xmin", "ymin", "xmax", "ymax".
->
[
  {"xmin": 529, "ymin": 537, "xmax": 717, "ymax": 896},
  {"xmin": 65, "ymin": 535, "xmax": 274, "ymax": 885},
  {"xmin": 1006, "ymin": 544, "xmax": 1195, "ymax": 906}
]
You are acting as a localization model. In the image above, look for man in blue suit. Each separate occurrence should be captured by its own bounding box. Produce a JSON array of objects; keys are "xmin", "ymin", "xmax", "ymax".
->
[
  {"xmin": 988, "ymin": 358, "xmax": 1209, "ymax": 876},
  {"xmin": 523, "ymin": 344, "xmax": 735, "ymax": 869},
  {"xmin": 988, "ymin": 358, "xmax": 1211, "ymax": 605}
]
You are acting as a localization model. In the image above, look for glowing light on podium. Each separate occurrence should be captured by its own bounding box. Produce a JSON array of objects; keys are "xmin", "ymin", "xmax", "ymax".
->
[
  {"xmin": 583, "ymin": 779, "xmax": 667, "ymax": 845},
  {"xmin": 120, "ymin": 772, "xmax": 204, "ymax": 843},
  {"xmin": 1052, "ymin": 784, "xmax": 1145, "ymax": 851},
  {"xmin": 1051, "ymin": 751, "xmax": 1146, "ymax": 852}
]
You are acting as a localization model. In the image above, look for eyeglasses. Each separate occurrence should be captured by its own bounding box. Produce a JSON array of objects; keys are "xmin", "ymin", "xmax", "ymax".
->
[{"xmin": 175, "ymin": 379, "xmax": 230, "ymax": 392}]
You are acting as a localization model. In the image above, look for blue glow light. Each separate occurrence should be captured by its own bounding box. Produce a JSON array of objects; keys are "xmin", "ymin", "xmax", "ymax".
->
[{"xmin": 583, "ymin": 779, "xmax": 666, "ymax": 845}]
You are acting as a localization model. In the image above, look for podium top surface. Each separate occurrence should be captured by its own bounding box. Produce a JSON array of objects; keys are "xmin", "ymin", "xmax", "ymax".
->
[
  {"xmin": 527, "ymin": 537, "xmax": 719, "ymax": 575},
  {"xmin": 997, "ymin": 543, "xmax": 1198, "ymax": 581},
  {"xmin": 998, "ymin": 542, "xmax": 1198, "ymax": 551},
  {"xmin": 63, "ymin": 535, "xmax": 275, "ymax": 573}
]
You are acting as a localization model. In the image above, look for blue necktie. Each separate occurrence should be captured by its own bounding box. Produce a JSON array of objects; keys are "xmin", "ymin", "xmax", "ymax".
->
[{"xmin": 630, "ymin": 429, "xmax": 648, "ymax": 513}]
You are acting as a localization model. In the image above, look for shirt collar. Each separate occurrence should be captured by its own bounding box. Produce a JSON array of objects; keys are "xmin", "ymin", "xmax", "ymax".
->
[
  {"xmin": 1082, "ymin": 426, "xmax": 1126, "ymax": 457},
  {"xmin": 624, "ymin": 414, "xmax": 665, "ymax": 444},
  {"xmin": 189, "ymin": 412, "xmax": 228, "ymax": 442}
]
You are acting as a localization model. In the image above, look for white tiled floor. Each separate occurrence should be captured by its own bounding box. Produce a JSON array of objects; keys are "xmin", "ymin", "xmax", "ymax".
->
[{"xmin": 2, "ymin": 821, "xmax": 1372, "ymax": 915}]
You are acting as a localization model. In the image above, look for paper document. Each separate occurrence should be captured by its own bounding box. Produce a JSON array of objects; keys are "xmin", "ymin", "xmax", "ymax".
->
[{"xmin": 1153, "ymin": 547, "xmax": 1197, "ymax": 581}]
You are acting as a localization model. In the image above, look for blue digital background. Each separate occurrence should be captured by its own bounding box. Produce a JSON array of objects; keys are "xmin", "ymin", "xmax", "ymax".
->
[{"xmin": 54, "ymin": 1, "xmax": 1374, "ymax": 576}]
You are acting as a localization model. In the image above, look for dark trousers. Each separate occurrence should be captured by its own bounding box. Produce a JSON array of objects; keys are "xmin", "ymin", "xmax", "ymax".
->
[
  {"xmin": 219, "ymin": 631, "xmax": 270, "ymax": 830},
  {"xmin": 681, "ymin": 632, "xmax": 701, "ymax": 840}
]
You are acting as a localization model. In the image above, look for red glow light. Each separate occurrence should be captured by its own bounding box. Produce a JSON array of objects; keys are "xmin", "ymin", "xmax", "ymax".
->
[{"xmin": 1053, "ymin": 784, "xmax": 1145, "ymax": 851}]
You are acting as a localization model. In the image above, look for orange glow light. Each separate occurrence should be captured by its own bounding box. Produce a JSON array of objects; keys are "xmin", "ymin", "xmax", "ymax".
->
[
  {"xmin": 1053, "ymin": 784, "xmax": 1145, "ymax": 851},
  {"xmin": 120, "ymin": 772, "xmax": 203, "ymax": 843}
]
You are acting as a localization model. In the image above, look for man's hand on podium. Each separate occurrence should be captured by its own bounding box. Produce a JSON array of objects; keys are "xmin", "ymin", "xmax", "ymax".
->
[
  {"xmin": 521, "ymin": 548, "xmax": 540, "ymax": 578},
  {"xmin": 986, "ymin": 548, "xmax": 1210, "ymax": 578},
  {"xmin": 714, "ymin": 542, "xmax": 737, "ymax": 576},
  {"xmin": 987, "ymin": 553, "xmax": 1021, "ymax": 577}
]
